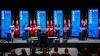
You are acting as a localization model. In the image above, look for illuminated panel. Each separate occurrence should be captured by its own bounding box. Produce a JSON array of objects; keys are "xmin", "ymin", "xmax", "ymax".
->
[
  {"xmin": 88, "ymin": 9, "xmax": 98, "ymax": 38},
  {"xmin": 72, "ymin": 10, "xmax": 80, "ymax": 36},
  {"xmin": 1, "ymin": 10, "xmax": 11, "ymax": 38},
  {"xmin": 54, "ymin": 10, "xmax": 63, "ymax": 36},
  {"xmin": 19, "ymin": 10, "xmax": 29, "ymax": 37},
  {"xmin": 37, "ymin": 11, "xmax": 46, "ymax": 30}
]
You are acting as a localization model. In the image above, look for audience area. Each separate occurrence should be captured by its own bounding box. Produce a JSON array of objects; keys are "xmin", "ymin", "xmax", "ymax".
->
[{"xmin": 0, "ymin": 47, "xmax": 100, "ymax": 56}]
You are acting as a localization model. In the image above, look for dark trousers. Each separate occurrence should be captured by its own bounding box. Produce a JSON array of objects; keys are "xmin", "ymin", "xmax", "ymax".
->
[
  {"xmin": 99, "ymin": 34, "xmax": 100, "ymax": 39},
  {"xmin": 67, "ymin": 30, "xmax": 70, "ymax": 39},
  {"xmin": 64, "ymin": 32, "xmax": 67, "ymax": 39},
  {"xmin": 56, "ymin": 30, "xmax": 59, "ymax": 37},
  {"xmin": 24, "ymin": 31, "xmax": 29, "ymax": 39},
  {"xmin": 37, "ymin": 30, "xmax": 41, "ymax": 37}
]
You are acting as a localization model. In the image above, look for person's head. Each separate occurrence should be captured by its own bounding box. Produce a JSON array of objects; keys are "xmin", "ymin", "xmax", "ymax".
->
[
  {"xmin": 43, "ymin": 48, "xmax": 48, "ymax": 53},
  {"xmin": 83, "ymin": 48, "xmax": 88, "ymax": 53},
  {"xmin": 11, "ymin": 49, "xmax": 16, "ymax": 55},
  {"xmin": 96, "ymin": 48, "xmax": 100, "ymax": 53},
  {"xmin": 65, "ymin": 48, "xmax": 68, "ymax": 53},
  {"xmin": 54, "ymin": 47, "xmax": 58, "ymax": 52}
]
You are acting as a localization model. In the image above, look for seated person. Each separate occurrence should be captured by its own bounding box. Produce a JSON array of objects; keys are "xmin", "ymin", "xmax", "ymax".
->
[
  {"xmin": 30, "ymin": 47, "xmax": 38, "ymax": 56},
  {"xmin": 0, "ymin": 50, "xmax": 3, "ymax": 56},
  {"xmin": 8, "ymin": 49, "xmax": 17, "ymax": 56},
  {"xmin": 19, "ymin": 49, "xmax": 28, "ymax": 56},
  {"xmin": 62, "ymin": 48, "xmax": 71, "ymax": 56},
  {"xmin": 51, "ymin": 47, "xmax": 60, "ymax": 56},
  {"xmin": 40, "ymin": 48, "xmax": 50, "ymax": 56},
  {"xmin": 96, "ymin": 48, "xmax": 100, "ymax": 56},
  {"xmin": 81, "ymin": 48, "xmax": 91, "ymax": 56}
]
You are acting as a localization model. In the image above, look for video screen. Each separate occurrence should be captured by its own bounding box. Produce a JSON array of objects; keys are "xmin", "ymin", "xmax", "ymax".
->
[
  {"xmin": 54, "ymin": 10, "xmax": 63, "ymax": 36},
  {"xmin": 19, "ymin": 10, "xmax": 29, "ymax": 37},
  {"xmin": 72, "ymin": 10, "xmax": 80, "ymax": 36},
  {"xmin": 88, "ymin": 9, "xmax": 98, "ymax": 38},
  {"xmin": 37, "ymin": 11, "xmax": 46, "ymax": 30},
  {"xmin": 1, "ymin": 10, "xmax": 11, "ymax": 38}
]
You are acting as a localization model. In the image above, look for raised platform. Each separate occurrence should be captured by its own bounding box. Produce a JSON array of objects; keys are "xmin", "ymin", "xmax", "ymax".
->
[
  {"xmin": 0, "ymin": 37, "xmax": 100, "ymax": 49},
  {"xmin": 0, "ymin": 37, "xmax": 100, "ymax": 43}
]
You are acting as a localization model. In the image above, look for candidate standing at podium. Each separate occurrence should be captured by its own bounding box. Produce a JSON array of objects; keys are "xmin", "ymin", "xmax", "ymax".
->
[
  {"xmin": 37, "ymin": 23, "xmax": 41, "ymax": 37},
  {"xmin": 9, "ymin": 23, "xmax": 15, "ymax": 41},
  {"xmin": 24, "ymin": 23, "xmax": 29, "ymax": 39},
  {"xmin": 80, "ymin": 19, "xmax": 87, "ymax": 40},
  {"xmin": 55, "ymin": 23, "xmax": 60, "ymax": 37}
]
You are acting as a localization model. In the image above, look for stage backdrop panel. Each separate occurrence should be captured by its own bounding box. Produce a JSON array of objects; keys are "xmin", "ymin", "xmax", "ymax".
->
[
  {"xmin": 88, "ymin": 9, "xmax": 98, "ymax": 38},
  {"xmin": 54, "ymin": 10, "xmax": 63, "ymax": 37},
  {"xmin": 1, "ymin": 10, "xmax": 11, "ymax": 38},
  {"xmin": 37, "ymin": 11, "xmax": 46, "ymax": 30},
  {"xmin": 72, "ymin": 10, "xmax": 80, "ymax": 37},
  {"xmin": 19, "ymin": 10, "xmax": 29, "ymax": 37}
]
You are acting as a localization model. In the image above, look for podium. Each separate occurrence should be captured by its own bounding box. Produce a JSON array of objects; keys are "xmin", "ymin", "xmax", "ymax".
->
[
  {"xmin": 79, "ymin": 31, "xmax": 87, "ymax": 40},
  {"xmin": 7, "ymin": 33, "xmax": 11, "ymax": 42},
  {"xmin": 38, "ymin": 33, "xmax": 48, "ymax": 48}
]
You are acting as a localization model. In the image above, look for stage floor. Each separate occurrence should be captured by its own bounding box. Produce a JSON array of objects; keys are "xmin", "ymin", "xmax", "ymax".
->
[{"xmin": 0, "ymin": 38, "xmax": 100, "ymax": 43}]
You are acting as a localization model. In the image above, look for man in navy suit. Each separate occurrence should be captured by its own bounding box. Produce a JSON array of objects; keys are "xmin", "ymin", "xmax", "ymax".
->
[{"xmin": 55, "ymin": 23, "xmax": 60, "ymax": 37}]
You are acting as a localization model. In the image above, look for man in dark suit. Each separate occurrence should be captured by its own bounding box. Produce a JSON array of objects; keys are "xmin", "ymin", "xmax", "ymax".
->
[
  {"xmin": 55, "ymin": 23, "xmax": 60, "ymax": 37},
  {"xmin": 37, "ymin": 23, "xmax": 41, "ymax": 37}
]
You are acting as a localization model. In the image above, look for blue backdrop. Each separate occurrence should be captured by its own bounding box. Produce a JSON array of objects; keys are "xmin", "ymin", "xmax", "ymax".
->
[
  {"xmin": 19, "ymin": 10, "xmax": 29, "ymax": 37},
  {"xmin": 88, "ymin": 9, "xmax": 98, "ymax": 38},
  {"xmin": 37, "ymin": 11, "xmax": 46, "ymax": 30},
  {"xmin": 1, "ymin": 10, "xmax": 11, "ymax": 38},
  {"xmin": 72, "ymin": 10, "xmax": 80, "ymax": 36},
  {"xmin": 54, "ymin": 10, "xmax": 63, "ymax": 36}
]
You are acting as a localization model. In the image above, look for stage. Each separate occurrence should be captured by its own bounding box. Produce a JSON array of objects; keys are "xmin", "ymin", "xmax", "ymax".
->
[
  {"xmin": 0, "ymin": 37, "xmax": 100, "ymax": 43},
  {"xmin": 0, "ymin": 37, "xmax": 100, "ymax": 48}
]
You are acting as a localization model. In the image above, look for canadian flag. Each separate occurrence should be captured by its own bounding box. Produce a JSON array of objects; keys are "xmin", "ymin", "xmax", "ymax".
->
[
  {"xmin": 49, "ymin": 16, "xmax": 53, "ymax": 36},
  {"xmin": 98, "ymin": 16, "xmax": 100, "ymax": 34},
  {"xmin": 15, "ymin": 16, "xmax": 19, "ymax": 37},
  {"xmin": 33, "ymin": 16, "xmax": 36, "ymax": 33},
  {"xmin": 29, "ymin": 16, "xmax": 33, "ymax": 36},
  {"xmin": 46, "ymin": 16, "xmax": 49, "ymax": 35},
  {"xmin": 64, "ymin": 16, "xmax": 67, "ymax": 32}
]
